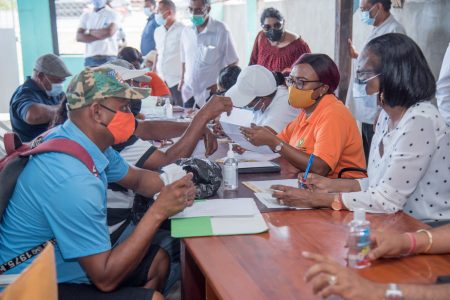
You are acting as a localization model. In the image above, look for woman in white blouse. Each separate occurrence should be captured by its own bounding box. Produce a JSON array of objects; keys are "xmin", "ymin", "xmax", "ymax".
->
[{"xmin": 271, "ymin": 33, "xmax": 450, "ymax": 223}]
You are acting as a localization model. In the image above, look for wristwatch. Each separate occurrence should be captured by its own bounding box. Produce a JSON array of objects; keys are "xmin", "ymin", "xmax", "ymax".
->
[
  {"xmin": 331, "ymin": 193, "xmax": 343, "ymax": 211},
  {"xmin": 385, "ymin": 283, "xmax": 404, "ymax": 300},
  {"xmin": 273, "ymin": 141, "xmax": 285, "ymax": 153}
]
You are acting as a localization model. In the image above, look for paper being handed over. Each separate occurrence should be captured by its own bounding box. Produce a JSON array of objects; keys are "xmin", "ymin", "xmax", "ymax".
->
[{"xmin": 220, "ymin": 108, "xmax": 273, "ymax": 154}]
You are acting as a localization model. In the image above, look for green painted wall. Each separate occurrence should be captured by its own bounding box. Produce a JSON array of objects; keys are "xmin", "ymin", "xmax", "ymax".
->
[
  {"xmin": 17, "ymin": 0, "xmax": 54, "ymax": 77},
  {"xmin": 17, "ymin": 0, "xmax": 84, "ymax": 85}
]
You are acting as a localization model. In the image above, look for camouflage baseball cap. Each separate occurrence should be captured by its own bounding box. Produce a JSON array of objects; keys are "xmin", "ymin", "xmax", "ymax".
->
[{"xmin": 66, "ymin": 67, "xmax": 151, "ymax": 110}]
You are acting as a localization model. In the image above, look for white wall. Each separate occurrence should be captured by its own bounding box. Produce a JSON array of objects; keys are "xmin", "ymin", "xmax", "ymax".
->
[{"xmin": 0, "ymin": 28, "xmax": 20, "ymax": 113}]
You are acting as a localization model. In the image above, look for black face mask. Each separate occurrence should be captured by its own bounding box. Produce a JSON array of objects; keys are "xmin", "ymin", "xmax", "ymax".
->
[{"xmin": 265, "ymin": 28, "xmax": 283, "ymax": 42}]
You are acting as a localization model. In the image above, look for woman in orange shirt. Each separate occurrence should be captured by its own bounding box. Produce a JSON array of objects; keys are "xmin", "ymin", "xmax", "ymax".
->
[{"xmin": 241, "ymin": 53, "xmax": 365, "ymax": 178}]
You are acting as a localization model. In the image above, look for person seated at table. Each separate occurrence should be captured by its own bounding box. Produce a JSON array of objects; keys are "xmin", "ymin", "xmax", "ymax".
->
[
  {"xmin": 271, "ymin": 34, "xmax": 450, "ymax": 223},
  {"xmin": 249, "ymin": 7, "xmax": 311, "ymax": 73},
  {"xmin": 9, "ymin": 53, "xmax": 72, "ymax": 142},
  {"xmin": 117, "ymin": 46, "xmax": 171, "ymax": 98},
  {"xmin": 303, "ymin": 223, "xmax": 450, "ymax": 300},
  {"xmin": 241, "ymin": 54, "xmax": 366, "ymax": 178},
  {"xmin": 225, "ymin": 64, "xmax": 299, "ymax": 135}
]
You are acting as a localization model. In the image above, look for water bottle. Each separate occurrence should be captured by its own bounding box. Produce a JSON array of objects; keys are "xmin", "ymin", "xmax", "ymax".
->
[
  {"xmin": 347, "ymin": 208, "xmax": 371, "ymax": 269},
  {"xmin": 164, "ymin": 99, "xmax": 173, "ymax": 119},
  {"xmin": 223, "ymin": 143, "xmax": 238, "ymax": 190}
]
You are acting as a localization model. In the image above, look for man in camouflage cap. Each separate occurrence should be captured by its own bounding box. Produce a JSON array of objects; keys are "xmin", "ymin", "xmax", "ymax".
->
[{"xmin": 0, "ymin": 66, "xmax": 197, "ymax": 300}]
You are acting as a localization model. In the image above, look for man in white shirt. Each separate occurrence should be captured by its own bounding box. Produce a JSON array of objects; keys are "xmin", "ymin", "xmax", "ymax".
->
[
  {"xmin": 346, "ymin": 0, "xmax": 406, "ymax": 160},
  {"xmin": 76, "ymin": 0, "xmax": 120, "ymax": 67},
  {"xmin": 154, "ymin": 0, "xmax": 185, "ymax": 106},
  {"xmin": 179, "ymin": 0, "xmax": 239, "ymax": 108},
  {"xmin": 437, "ymin": 42, "xmax": 450, "ymax": 127}
]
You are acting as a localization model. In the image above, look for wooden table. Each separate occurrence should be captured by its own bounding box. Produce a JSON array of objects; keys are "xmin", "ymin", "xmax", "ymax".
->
[{"xmin": 180, "ymin": 154, "xmax": 450, "ymax": 300}]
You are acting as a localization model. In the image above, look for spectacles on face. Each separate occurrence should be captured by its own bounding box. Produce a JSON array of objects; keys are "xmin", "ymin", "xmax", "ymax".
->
[
  {"xmin": 261, "ymin": 22, "xmax": 283, "ymax": 32},
  {"xmin": 187, "ymin": 6, "xmax": 207, "ymax": 15},
  {"xmin": 100, "ymin": 102, "xmax": 132, "ymax": 114},
  {"xmin": 355, "ymin": 70, "xmax": 381, "ymax": 84},
  {"xmin": 285, "ymin": 76, "xmax": 321, "ymax": 90}
]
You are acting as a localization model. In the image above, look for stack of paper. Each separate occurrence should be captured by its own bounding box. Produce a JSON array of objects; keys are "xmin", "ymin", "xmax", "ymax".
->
[
  {"xmin": 242, "ymin": 179, "xmax": 299, "ymax": 193},
  {"xmin": 254, "ymin": 192, "xmax": 311, "ymax": 210},
  {"xmin": 219, "ymin": 108, "xmax": 273, "ymax": 154},
  {"xmin": 171, "ymin": 198, "xmax": 268, "ymax": 238},
  {"xmin": 216, "ymin": 151, "xmax": 280, "ymax": 163}
]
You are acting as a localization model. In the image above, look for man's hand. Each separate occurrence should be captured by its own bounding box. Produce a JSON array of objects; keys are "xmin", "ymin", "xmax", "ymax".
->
[
  {"xmin": 240, "ymin": 124, "xmax": 278, "ymax": 147},
  {"xmin": 150, "ymin": 173, "xmax": 196, "ymax": 220},
  {"xmin": 348, "ymin": 39, "xmax": 359, "ymax": 59},
  {"xmin": 177, "ymin": 79, "xmax": 184, "ymax": 92},
  {"xmin": 303, "ymin": 251, "xmax": 386, "ymax": 300},
  {"xmin": 198, "ymin": 95, "xmax": 233, "ymax": 120},
  {"xmin": 232, "ymin": 144, "xmax": 246, "ymax": 154}
]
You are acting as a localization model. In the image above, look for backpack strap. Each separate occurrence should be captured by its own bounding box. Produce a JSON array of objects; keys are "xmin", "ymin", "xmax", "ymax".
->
[
  {"xmin": 21, "ymin": 138, "xmax": 99, "ymax": 176},
  {"xmin": 4, "ymin": 132, "xmax": 23, "ymax": 155}
]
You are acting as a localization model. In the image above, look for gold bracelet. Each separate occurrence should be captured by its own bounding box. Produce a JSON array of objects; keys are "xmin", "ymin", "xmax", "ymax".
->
[{"xmin": 416, "ymin": 229, "xmax": 433, "ymax": 253}]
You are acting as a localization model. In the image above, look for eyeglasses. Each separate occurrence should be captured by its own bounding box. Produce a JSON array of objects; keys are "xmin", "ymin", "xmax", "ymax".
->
[
  {"xmin": 355, "ymin": 71, "xmax": 381, "ymax": 84},
  {"xmin": 187, "ymin": 7, "xmax": 207, "ymax": 15},
  {"xmin": 261, "ymin": 22, "xmax": 283, "ymax": 32},
  {"xmin": 285, "ymin": 76, "xmax": 321, "ymax": 90}
]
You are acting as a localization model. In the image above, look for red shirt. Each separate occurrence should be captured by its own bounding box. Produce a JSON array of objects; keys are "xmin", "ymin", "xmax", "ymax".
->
[{"xmin": 249, "ymin": 31, "xmax": 311, "ymax": 73}]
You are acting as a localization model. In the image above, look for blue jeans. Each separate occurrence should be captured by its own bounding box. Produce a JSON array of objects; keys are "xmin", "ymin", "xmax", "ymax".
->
[
  {"xmin": 114, "ymin": 223, "xmax": 180, "ymax": 295},
  {"xmin": 84, "ymin": 55, "xmax": 117, "ymax": 67}
]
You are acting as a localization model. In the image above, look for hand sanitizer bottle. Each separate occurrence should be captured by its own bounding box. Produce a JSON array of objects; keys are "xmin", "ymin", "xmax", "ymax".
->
[
  {"xmin": 223, "ymin": 143, "xmax": 238, "ymax": 190},
  {"xmin": 347, "ymin": 208, "xmax": 371, "ymax": 269},
  {"xmin": 165, "ymin": 99, "xmax": 173, "ymax": 119}
]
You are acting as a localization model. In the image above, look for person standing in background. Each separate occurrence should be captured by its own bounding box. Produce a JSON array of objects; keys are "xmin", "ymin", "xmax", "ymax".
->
[
  {"xmin": 346, "ymin": 0, "xmax": 406, "ymax": 161},
  {"xmin": 179, "ymin": 0, "xmax": 239, "ymax": 108},
  {"xmin": 140, "ymin": 0, "xmax": 159, "ymax": 56},
  {"xmin": 76, "ymin": 0, "xmax": 120, "ymax": 67},
  {"xmin": 249, "ymin": 7, "xmax": 311, "ymax": 73},
  {"xmin": 154, "ymin": 0, "xmax": 185, "ymax": 106}
]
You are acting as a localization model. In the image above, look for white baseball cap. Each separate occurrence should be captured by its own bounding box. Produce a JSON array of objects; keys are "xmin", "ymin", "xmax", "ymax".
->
[{"xmin": 225, "ymin": 65, "xmax": 277, "ymax": 107}]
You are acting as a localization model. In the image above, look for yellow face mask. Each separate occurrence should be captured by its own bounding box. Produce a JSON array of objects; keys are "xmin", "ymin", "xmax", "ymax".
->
[{"xmin": 288, "ymin": 86, "xmax": 316, "ymax": 109}]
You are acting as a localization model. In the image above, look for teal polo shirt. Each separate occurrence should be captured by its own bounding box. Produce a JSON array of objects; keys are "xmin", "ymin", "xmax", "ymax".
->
[{"xmin": 0, "ymin": 120, "xmax": 129, "ymax": 284}]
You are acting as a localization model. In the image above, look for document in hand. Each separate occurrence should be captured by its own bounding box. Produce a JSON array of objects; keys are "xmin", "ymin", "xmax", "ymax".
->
[
  {"xmin": 171, "ymin": 198, "xmax": 269, "ymax": 238},
  {"xmin": 220, "ymin": 109, "xmax": 274, "ymax": 154}
]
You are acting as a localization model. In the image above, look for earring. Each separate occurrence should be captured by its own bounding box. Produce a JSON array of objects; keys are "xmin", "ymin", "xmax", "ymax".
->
[{"xmin": 380, "ymin": 92, "xmax": 385, "ymax": 106}]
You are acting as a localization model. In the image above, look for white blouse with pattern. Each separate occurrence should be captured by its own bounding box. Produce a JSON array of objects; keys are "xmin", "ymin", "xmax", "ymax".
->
[{"xmin": 342, "ymin": 102, "xmax": 450, "ymax": 222}]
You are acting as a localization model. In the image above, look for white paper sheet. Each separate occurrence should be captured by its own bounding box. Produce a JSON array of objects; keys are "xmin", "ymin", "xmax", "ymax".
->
[
  {"xmin": 220, "ymin": 109, "xmax": 273, "ymax": 154},
  {"xmin": 243, "ymin": 179, "xmax": 299, "ymax": 193},
  {"xmin": 254, "ymin": 192, "xmax": 311, "ymax": 210},
  {"xmin": 238, "ymin": 161, "xmax": 278, "ymax": 169},
  {"xmin": 170, "ymin": 198, "xmax": 259, "ymax": 219},
  {"xmin": 211, "ymin": 213, "xmax": 268, "ymax": 235}
]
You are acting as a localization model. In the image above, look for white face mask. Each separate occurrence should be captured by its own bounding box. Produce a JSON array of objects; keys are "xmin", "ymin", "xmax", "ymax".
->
[
  {"xmin": 353, "ymin": 82, "xmax": 378, "ymax": 108},
  {"xmin": 144, "ymin": 7, "xmax": 153, "ymax": 17},
  {"xmin": 44, "ymin": 75, "xmax": 64, "ymax": 98},
  {"xmin": 92, "ymin": 0, "xmax": 107, "ymax": 9}
]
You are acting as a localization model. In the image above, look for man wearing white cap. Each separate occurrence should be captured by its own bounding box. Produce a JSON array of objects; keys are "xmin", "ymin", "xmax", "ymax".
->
[
  {"xmin": 9, "ymin": 53, "xmax": 72, "ymax": 142},
  {"xmin": 225, "ymin": 65, "xmax": 299, "ymax": 133}
]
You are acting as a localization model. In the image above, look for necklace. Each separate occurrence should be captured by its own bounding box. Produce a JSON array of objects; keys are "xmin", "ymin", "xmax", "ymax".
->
[{"xmin": 387, "ymin": 108, "xmax": 407, "ymax": 132}]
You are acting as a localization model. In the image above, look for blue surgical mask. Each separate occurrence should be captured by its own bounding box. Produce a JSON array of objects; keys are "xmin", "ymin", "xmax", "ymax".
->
[
  {"xmin": 47, "ymin": 83, "xmax": 64, "ymax": 98},
  {"xmin": 155, "ymin": 13, "xmax": 167, "ymax": 26},
  {"xmin": 353, "ymin": 82, "xmax": 378, "ymax": 108},
  {"xmin": 360, "ymin": 6, "xmax": 378, "ymax": 26},
  {"xmin": 144, "ymin": 7, "xmax": 153, "ymax": 17},
  {"xmin": 92, "ymin": 0, "xmax": 107, "ymax": 9}
]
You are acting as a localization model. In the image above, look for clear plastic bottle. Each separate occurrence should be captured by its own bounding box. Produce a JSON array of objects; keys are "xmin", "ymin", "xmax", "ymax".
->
[
  {"xmin": 164, "ymin": 99, "xmax": 173, "ymax": 119},
  {"xmin": 347, "ymin": 208, "xmax": 371, "ymax": 269},
  {"xmin": 223, "ymin": 143, "xmax": 238, "ymax": 190}
]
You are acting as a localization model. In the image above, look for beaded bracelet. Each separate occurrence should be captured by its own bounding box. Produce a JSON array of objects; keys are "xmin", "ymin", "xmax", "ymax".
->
[{"xmin": 416, "ymin": 229, "xmax": 433, "ymax": 253}]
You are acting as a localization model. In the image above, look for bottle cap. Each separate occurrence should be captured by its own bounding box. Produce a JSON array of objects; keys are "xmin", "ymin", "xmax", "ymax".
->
[
  {"xmin": 353, "ymin": 208, "xmax": 366, "ymax": 222},
  {"xmin": 227, "ymin": 143, "xmax": 234, "ymax": 159}
]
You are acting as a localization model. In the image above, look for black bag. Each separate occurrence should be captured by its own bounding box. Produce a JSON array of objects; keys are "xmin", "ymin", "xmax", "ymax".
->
[{"xmin": 175, "ymin": 158, "xmax": 222, "ymax": 199}]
